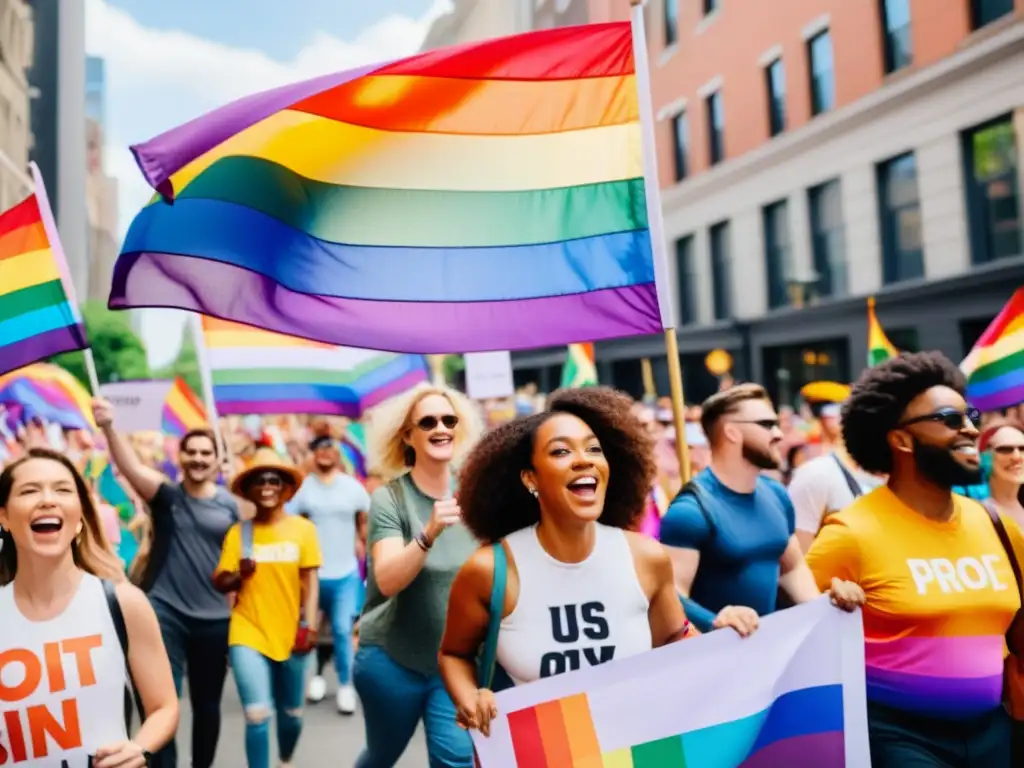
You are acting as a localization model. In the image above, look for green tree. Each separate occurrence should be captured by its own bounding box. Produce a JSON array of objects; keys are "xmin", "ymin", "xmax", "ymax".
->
[
  {"xmin": 53, "ymin": 301, "xmax": 151, "ymax": 387},
  {"xmin": 153, "ymin": 322, "xmax": 203, "ymax": 395}
]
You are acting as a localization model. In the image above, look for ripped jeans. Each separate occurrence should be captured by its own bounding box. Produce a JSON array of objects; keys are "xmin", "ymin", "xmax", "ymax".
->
[{"xmin": 229, "ymin": 645, "xmax": 307, "ymax": 768}]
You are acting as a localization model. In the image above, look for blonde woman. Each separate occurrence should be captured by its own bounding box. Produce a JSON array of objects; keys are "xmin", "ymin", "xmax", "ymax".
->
[
  {"xmin": 0, "ymin": 448, "xmax": 178, "ymax": 767},
  {"xmin": 355, "ymin": 385, "xmax": 484, "ymax": 768}
]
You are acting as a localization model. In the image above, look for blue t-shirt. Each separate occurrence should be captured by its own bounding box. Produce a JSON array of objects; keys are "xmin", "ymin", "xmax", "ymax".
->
[
  {"xmin": 659, "ymin": 468, "xmax": 795, "ymax": 632},
  {"xmin": 287, "ymin": 473, "xmax": 370, "ymax": 580}
]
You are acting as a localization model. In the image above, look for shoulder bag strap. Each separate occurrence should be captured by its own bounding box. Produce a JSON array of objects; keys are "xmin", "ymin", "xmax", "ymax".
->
[
  {"xmin": 102, "ymin": 579, "xmax": 145, "ymax": 731},
  {"xmin": 478, "ymin": 542, "xmax": 507, "ymax": 690},
  {"xmin": 683, "ymin": 480, "xmax": 718, "ymax": 545},
  {"xmin": 832, "ymin": 454, "xmax": 864, "ymax": 499},
  {"xmin": 982, "ymin": 501, "xmax": 1024, "ymax": 654},
  {"xmin": 241, "ymin": 519, "xmax": 254, "ymax": 560}
]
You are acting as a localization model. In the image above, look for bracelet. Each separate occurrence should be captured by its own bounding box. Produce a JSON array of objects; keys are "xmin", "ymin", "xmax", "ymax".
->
[{"xmin": 415, "ymin": 531, "xmax": 433, "ymax": 552}]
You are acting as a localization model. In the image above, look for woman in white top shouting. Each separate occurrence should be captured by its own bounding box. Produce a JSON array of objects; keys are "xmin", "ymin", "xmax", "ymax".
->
[{"xmin": 0, "ymin": 447, "xmax": 178, "ymax": 767}]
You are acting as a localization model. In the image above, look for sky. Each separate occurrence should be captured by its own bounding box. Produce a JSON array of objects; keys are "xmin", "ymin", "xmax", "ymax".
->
[{"xmin": 84, "ymin": 0, "xmax": 451, "ymax": 367}]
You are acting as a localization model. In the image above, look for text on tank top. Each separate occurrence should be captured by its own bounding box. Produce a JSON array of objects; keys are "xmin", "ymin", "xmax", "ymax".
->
[
  {"xmin": 496, "ymin": 524, "xmax": 652, "ymax": 686},
  {"xmin": 0, "ymin": 573, "xmax": 128, "ymax": 767}
]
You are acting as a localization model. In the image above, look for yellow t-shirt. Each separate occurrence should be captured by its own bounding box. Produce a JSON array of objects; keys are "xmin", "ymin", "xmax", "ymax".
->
[
  {"xmin": 217, "ymin": 515, "xmax": 322, "ymax": 661},
  {"xmin": 806, "ymin": 486, "xmax": 1022, "ymax": 720}
]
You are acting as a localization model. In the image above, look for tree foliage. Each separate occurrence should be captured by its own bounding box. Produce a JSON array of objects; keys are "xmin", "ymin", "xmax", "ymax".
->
[{"xmin": 53, "ymin": 302, "xmax": 150, "ymax": 387}]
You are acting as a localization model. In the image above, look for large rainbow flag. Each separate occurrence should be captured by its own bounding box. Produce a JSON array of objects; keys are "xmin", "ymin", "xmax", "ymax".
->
[
  {"xmin": 0, "ymin": 363, "xmax": 95, "ymax": 431},
  {"xmin": 109, "ymin": 23, "xmax": 666, "ymax": 353},
  {"xmin": 201, "ymin": 317, "xmax": 429, "ymax": 416},
  {"xmin": 161, "ymin": 377, "xmax": 208, "ymax": 436},
  {"xmin": 0, "ymin": 164, "xmax": 89, "ymax": 375},
  {"xmin": 962, "ymin": 287, "xmax": 1024, "ymax": 412}
]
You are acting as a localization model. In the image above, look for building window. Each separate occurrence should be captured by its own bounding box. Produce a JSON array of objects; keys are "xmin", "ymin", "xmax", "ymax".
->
[
  {"xmin": 671, "ymin": 112, "xmax": 689, "ymax": 181},
  {"xmin": 763, "ymin": 200, "xmax": 792, "ymax": 310},
  {"xmin": 877, "ymin": 152, "xmax": 924, "ymax": 284},
  {"xmin": 675, "ymin": 235, "xmax": 697, "ymax": 325},
  {"xmin": 664, "ymin": 0, "xmax": 678, "ymax": 46},
  {"xmin": 807, "ymin": 179, "xmax": 847, "ymax": 300},
  {"xmin": 765, "ymin": 59, "xmax": 786, "ymax": 137},
  {"xmin": 709, "ymin": 221, "xmax": 732, "ymax": 321},
  {"xmin": 880, "ymin": 0, "xmax": 912, "ymax": 73},
  {"xmin": 971, "ymin": 0, "xmax": 1013, "ymax": 30},
  {"xmin": 963, "ymin": 115, "xmax": 1022, "ymax": 265},
  {"xmin": 807, "ymin": 30, "xmax": 835, "ymax": 116},
  {"xmin": 706, "ymin": 90, "xmax": 724, "ymax": 166},
  {"xmin": 703, "ymin": 0, "xmax": 719, "ymax": 15}
]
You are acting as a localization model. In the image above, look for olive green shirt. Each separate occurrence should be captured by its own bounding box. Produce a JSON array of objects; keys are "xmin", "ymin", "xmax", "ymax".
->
[{"xmin": 359, "ymin": 473, "xmax": 477, "ymax": 676}]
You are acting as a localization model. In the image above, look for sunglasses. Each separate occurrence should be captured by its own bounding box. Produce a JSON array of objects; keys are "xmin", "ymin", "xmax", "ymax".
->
[
  {"xmin": 993, "ymin": 445, "xmax": 1024, "ymax": 456},
  {"xmin": 731, "ymin": 419, "xmax": 780, "ymax": 431},
  {"xmin": 416, "ymin": 415, "xmax": 459, "ymax": 431},
  {"xmin": 251, "ymin": 472, "xmax": 285, "ymax": 488},
  {"xmin": 899, "ymin": 407, "xmax": 981, "ymax": 431}
]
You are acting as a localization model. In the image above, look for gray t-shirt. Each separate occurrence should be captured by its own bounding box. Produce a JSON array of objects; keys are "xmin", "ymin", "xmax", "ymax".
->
[
  {"xmin": 360, "ymin": 473, "xmax": 477, "ymax": 676},
  {"xmin": 286, "ymin": 472, "xmax": 371, "ymax": 580},
  {"xmin": 147, "ymin": 483, "xmax": 239, "ymax": 620}
]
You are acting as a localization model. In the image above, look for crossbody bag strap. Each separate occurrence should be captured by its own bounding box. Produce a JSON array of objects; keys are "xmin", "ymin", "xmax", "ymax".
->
[
  {"xmin": 479, "ymin": 542, "xmax": 508, "ymax": 690},
  {"xmin": 983, "ymin": 501, "xmax": 1024, "ymax": 654},
  {"xmin": 102, "ymin": 579, "xmax": 145, "ymax": 731},
  {"xmin": 241, "ymin": 518, "xmax": 254, "ymax": 560},
  {"xmin": 684, "ymin": 480, "xmax": 718, "ymax": 546},
  {"xmin": 832, "ymin": 454, "xmax": 864, "ymax": 499}
]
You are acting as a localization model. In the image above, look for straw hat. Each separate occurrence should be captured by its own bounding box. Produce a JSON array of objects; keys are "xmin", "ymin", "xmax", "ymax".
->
[{"xmin": 231, "ymin": 447, "xmax": 304, "ymax": 500}]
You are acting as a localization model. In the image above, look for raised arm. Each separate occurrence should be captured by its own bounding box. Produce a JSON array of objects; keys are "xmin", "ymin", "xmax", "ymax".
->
[{"xmin": 92, "ymin": 398, "xmax": 165, "ymax": 503}]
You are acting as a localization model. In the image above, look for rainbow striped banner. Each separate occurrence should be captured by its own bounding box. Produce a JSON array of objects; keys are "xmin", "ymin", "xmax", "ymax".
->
[
  {"xmin": 201, "ymin": 317, "xmax": 429, "ymax": 417},
  {"xmin": 0, "ymin": 363, "xmax": 95, "ymax": 430},
  {"xmin": 162, "ymin": 377, "xmax": 208, "ymax": 436},
  {"xmin": 474, "ymin": 599, "xmax": 867, "ymax": 767}
]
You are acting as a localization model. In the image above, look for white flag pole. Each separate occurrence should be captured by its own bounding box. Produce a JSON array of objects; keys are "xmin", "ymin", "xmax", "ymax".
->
[{"xmin": 189, "ymin": 314, "xmax": 228, "ymax": 460}]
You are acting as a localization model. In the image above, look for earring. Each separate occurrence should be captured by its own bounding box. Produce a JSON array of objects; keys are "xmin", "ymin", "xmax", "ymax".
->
[{"xmin": 529, "ymin": 488, "xmax": 538, "ymax": 498}]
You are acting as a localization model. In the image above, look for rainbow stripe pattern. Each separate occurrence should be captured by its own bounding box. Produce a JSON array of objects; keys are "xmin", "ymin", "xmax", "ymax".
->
[
  {"xmin": 110, "ymin": 23, "xmax": 662, "ymax": 353},
  {"xmin": 962, "ymin": 287, "xmax": 1024, "ymax": 412},
  {"xmin": 867, "ymin": 297, "xmax": 897, "ymax": 367},
  {"xmin": 0, "ymin": 164, "xmax": 88, "ymax": 375},
  {"xmin": 0, "ymin": 363, "xmax": 95, "ymax": 430},
  {"xmin": 161, "ymin": 377, "xmax": 208, "ymax": 437},
  {"xmin": 201, "ymin": 317, "xmax": 429, "ymax": 417},
  {"xmin": 561, "ymin": 343, "xmax": 598, "ymax": 388},
  {"xmin": 506, "ymin": 686, "xmax": 844, "ymax": 767}
]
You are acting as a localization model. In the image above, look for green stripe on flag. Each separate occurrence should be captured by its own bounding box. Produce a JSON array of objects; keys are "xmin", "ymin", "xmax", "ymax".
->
[{"xmin": 0, "ymin": 279, "xmax": 68, "ymax": 323}]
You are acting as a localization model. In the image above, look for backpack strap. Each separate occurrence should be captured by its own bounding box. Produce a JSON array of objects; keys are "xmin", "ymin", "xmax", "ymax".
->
[
  {"xmin": 678, "ymin": 479, "xmax": 718, "ymax": 545},
  {"xmin": 982, "ymin": 501, "xmax": 1024, "ymax": 655},
  {"xmin": 832, "ymin": 454, "xmax": 864, "ymax": 499},
  {"xmin": 478, "ymin": 542, "xmax": 507, "ymax": 690},
  {"xmin": 241, "ymin": 519, "xmax": 254, "ymax": 560},
  {"xmin": 102, "ymin": 579, "xmax": 145, "ymax": 731}
]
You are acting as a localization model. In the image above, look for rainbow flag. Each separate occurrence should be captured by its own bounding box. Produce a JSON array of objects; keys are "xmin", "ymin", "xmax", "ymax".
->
[
  {"xmin": 1, "ymin": 164, "xmax": 89, "ymax": 375},
  {"xmin": 962, "ymin": 287, "xmax": 1024, "ymax": 412},
  {"xmin": 161, "ymin": 377, "xmax": 208, "ymax": 436},
  {"xmin": 0, "ymin": 363, "xmax": 95, "ymax": 430},
  {"xmin": 201, "ymin": 317, "xmax": 429, "ymax": 416},
  {"xmin": 340, "ymin": 422, "xmax": 368, "ymax": 480},
  {"xmin": 110, "ymin": 23, "xmax": 665, "ymax": 353},
  {"xmin": 561, "ymin": 343, "xmax": 598, "ymax": 388},
  {"xmin": 867, "ymin": 297, "xmax": 897, "ymax": 367}
]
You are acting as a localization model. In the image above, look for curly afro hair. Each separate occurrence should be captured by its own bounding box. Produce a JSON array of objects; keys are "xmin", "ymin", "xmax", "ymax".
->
[
  {"xmin": 457, "ymin": 386, "xmax": 656, "ymax": 544},
  {"xmin": 842, "ymin": 351, "xmax": 966, "ymax": 475}
]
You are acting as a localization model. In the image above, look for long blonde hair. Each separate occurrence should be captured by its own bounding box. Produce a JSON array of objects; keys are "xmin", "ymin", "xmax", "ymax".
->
[
  {"xmin": 0, "ymin": 448, "xmax": 125, "ymax": 586},
  {"xmin": 368, "ymin": 384, "xmax": 484, "ymax": 480}
]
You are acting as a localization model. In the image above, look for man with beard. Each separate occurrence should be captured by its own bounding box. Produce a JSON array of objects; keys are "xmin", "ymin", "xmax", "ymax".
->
[
  {"xmin": 287, "ymin": 434, "xmax": 370, "ymax": 714},
  {"xmin": 94, "ymin": 398, "xmax": 239, "ymax": 768},
  {"xmin": 660, "ymin": 384, "xmax": 849, "ymax": 633},
  {"xmin": 806, "ymin": 352, "xmax": 1021, "ymax": 766}
]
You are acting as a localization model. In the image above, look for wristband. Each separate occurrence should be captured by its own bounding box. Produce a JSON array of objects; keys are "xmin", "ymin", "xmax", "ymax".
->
[{"xmin": 415, "ymin": 531, "xmax": 433, "ymax": 551}]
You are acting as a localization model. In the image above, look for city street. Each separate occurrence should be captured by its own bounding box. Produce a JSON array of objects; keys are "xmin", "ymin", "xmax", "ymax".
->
[{"xmin": 176, "ymin": 670, "xmax": 428, "ymax": 767}]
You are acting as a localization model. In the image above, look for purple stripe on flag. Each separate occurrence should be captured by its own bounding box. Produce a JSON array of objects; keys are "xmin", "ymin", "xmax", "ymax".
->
[
  {"xmin": 1, "ymin": 325, "xmax": 88, "ymax": 377},
  {"xmin": 130, "ymin": 62, "xmax": 388, "ymax": 199},
  {"xmin": 360, "ymin": 368, "xmax": 430, "ymax": 410},
  {"xmin": 108, "ymin": 251, "xmax": 663, "ymax": 353},
  {"xmin": 215, "ymin": 398, "xmax": 363, "ymax": 418},
  {"xmin": 968, "ymin": 381, "xmax": 1024, "ymax": 413},
  {"xmin": 740, "ymin": 731, "xmax": 845, "ymax": 767}
]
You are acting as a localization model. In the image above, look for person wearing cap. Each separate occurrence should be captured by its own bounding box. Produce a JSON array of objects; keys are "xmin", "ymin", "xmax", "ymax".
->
[
  {"xmin": 286, "ymin": 433, "xmax": 371, "ymax": 714},
  {"xmin": 790, "ymin": 401, "xmax": 886, "ymax": 554},
  {"xmin": 213, "ymin": 448, "xmax": 322, "ymax": 768}
]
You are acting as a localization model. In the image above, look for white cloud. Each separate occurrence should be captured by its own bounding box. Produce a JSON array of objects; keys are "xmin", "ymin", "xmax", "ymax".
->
[{"xmin": 84, "ymin": 0, "xmax": 451, "ymax": 366}]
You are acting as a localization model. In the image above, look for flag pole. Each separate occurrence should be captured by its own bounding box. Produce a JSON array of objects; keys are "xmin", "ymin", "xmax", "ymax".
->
[
  {"xmin": 629, "ymin": 0, "xmax": 691, "ymax": 482},
  {"xmin": 189, "ymin": 314, "xmax": 229, "ymax": 461}
]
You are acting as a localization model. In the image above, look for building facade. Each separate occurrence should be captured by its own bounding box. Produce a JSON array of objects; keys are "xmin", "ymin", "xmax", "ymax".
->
[
  {"xmin": 421, "ymin": 0, "xmax": 590, "ymax": 48},
  {"xmin": 0, "ymin": 0, "xmax": 33, "ymax": 210},
  {"xmin": 510, "ymin": 0, "xmax": 1024, "ymax": 406},
  {"xmin": 84, "ymin": 55, "xmax": 119, "ymax": 306}
]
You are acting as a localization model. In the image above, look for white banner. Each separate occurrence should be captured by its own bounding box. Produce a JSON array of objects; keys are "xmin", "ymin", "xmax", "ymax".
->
[
  {"xmin": 473, "ymin": 598, "xmax": 869, "ymax": 767},
  {"xmin": 464, "ymin": 351, "xmax": 515, "ymax": 400},
  {"xmin": 99, "ymin": 380, "xmax": 175, "ymax": 434}
]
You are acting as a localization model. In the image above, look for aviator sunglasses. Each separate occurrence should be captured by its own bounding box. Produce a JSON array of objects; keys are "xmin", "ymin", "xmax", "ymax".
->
[
  {"xmin": 898, "ymin": 407, "xmax": 981, "ymax": 431},
  {"xmin": 416, "ymin": 414, "xmax": 459, "ymax": 431}
]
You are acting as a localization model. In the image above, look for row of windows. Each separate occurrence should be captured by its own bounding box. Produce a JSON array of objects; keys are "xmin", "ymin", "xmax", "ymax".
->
[
  {"xmin": 674, "ymin": 114, "xmax": 1022, "ymax": 324},
  {"xmin": 668, "ymin": 0, "xmax": 1016, "ymax": 182}
]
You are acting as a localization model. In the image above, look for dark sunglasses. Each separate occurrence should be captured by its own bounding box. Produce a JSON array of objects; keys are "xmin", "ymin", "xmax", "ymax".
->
[
  {"xmin": 899, "ymin": 407, "xmax": 981, "ymax": 431},
  {"xmin": 416, "ymin": 415, "xmax": 459, "ymax": 431},
  {"xmin": 993, "ymin": 445, "xmax": 1024, "ymax": 456},
  {"xmin": 251, "ymin": 472, "xmax": 285, "ymax": 488},
  {"xmin": 731, "ymin": 418, "xmax": 780, "ymax": 431}
]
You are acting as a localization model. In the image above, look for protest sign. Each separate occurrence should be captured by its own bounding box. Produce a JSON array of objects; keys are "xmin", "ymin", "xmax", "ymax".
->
[{"xmin": 99, "ymin": 380, "xmax": 175, "ymax": 433}]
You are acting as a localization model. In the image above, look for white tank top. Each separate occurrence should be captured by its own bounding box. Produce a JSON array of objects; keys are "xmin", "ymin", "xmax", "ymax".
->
[
  {"xmin": 496, "ymin": 523, "xmax": 652, "ymax": 686},
  {"xmin": 0, "ymin": 573, "xmax": 129, "ymax": 767}
]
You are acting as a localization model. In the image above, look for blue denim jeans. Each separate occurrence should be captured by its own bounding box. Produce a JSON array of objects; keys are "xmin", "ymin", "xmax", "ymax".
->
[
  {"xmin": 353, "ymin": 645, "xmax": 473, "ymax": 768},
  {"xmin": 315, "ymin": 570, "xmax": 362, "ymax": 685},
  {"xmin": 229, "ymin": 645, "xmax": 307, "ymax": 768}
]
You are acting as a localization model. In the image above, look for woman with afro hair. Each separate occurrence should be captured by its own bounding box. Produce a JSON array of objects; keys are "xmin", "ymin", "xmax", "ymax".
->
[{"xmin": 438, "ymin": 387, "xmax": 753, "ymax": 736}]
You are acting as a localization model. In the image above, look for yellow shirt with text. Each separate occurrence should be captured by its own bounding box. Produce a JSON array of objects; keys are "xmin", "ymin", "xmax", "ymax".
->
[{"xmin": 217, "ymin": 515, "xmax": 322, "ymax": 661}]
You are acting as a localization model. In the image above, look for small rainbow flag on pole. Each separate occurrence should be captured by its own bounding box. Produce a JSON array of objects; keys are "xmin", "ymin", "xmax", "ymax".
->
[
  {"xmin": 0, "ymin": 362, "xmax": 95, "ymax": 430},
  {"xmin": 0, "ymin": 163, "xmax": 89, "ymax": 376},
  {"xmin": 201, "ymin": 317, "xmax": 429, "ymax": 417},
  {"xmin": 561, "ymin": 343, "xmax": 598, "ymax": 388},
  {"xmin": 161, "ymin": 376, "xmax": 208, "ymax": 437},
  {"xmin": 867, "ymin": 297, "xmax": 897, "ymax": 367},
  {"xmin": 109, "ymin": 23, "xmax": 671, "ymax": 353},
  {"xmin": 962, "ymin": 287, "xmax": 1024, "ymax": 412}
]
